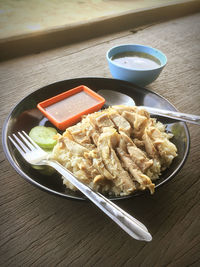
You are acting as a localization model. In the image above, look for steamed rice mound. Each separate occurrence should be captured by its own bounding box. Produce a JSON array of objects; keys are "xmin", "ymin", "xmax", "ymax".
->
[{"xmin": 50, "ymin": 105, "xmax": 177, "ymax": 196}]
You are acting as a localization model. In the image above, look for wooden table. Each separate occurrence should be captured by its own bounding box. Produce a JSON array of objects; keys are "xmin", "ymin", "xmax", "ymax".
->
[{"xmin": 0, "ymin": 13, "xmax": 200, "ymax": 266}]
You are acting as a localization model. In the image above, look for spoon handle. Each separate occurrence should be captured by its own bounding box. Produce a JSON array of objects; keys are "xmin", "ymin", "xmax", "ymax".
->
[{"xmin": 141, "ymin": 106, "xmax": 200, "ymax": 125}]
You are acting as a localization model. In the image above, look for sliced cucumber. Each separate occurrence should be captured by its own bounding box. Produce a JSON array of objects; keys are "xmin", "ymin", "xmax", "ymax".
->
[
  {"xmin": 29, "ymin": 126, "xmax": 57, "ymax": 149},
  {"xmin": 31, "ymin": 164, "xmax": 56, "ymax": 176}
]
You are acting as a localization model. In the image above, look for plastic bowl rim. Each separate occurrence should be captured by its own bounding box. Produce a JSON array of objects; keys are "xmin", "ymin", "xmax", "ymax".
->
[{"xmin": 106, "ymin": 44, "xmax": 167, "ymax": 71}]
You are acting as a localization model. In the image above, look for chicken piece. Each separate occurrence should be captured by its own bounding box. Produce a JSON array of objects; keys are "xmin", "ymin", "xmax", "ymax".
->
[
  {"xmin": 64, "ymin": 122, "xmax": 117, "ymax": 190},
  {"xmin": 52, "ymin": 137, "xmax": 91, "ymax": 189},
  {"xmin": 148, "ymin": 126, "xmax": 177, "ymax": 167},
  {"xmin": 65, "ymin": 121, "xmax": 95, "ymax": 149},
  {"xmin": 133, "ymin": 138, "xmax": 145, "ymax": 149},
  {"xmin": 142, "ymin": 128, "xmax": 158, "ymax": 159},
  {"xmin": 119, "ymin": 131, "xmax": 153, "ymax": 172},
  {"xmin": 116, "ymin": 147, "xmax": 155, "ymax": 194},
  {"xmin": 81, "ymin": 116, "xmax": 101, "ymax": 146},
  {"xmin": 107, "ymin": 108, "xmax": 132, "ymax": 136},
  {"xmin": 55, "ymin": 136, "xmax": 105, "ymax": 184},
  {"xmin": 137, "ymin": 108, "xmax": 150, "ymax": 119},
  {"xmin": 112, "ymin": 105, "xmax": 138, "ymax": 114},
  {"xmin": 112, "ymin": 105, "xmax": 150, "ymax": 119},
  {"xmin": 86, "ymin": 111, "xmax": 116, "ymax": 144},
  {"xmin": 80, "ymin": 120, "xmax": 132, "ymax": 195},
  {"xmin": 62, "ymin": 136, "xmax": 89, "ymax": 156},
  {"xmin": 90, "ymin": 111, "xmax": 115, "ymax": 129},
  {"xmin": 121, "ymin": 111, "xmax": 148, "ymax": 138},
  {"xmin": 112, "ymin": 105, "xmax": 150, "ymax": 138},
  {"xmin": 85, "ymin": 149, "xmax": 115, "ymax": 180},
  {"xmin": 97, "ymin": 127, "xmax": 136, "ymax": 195}
]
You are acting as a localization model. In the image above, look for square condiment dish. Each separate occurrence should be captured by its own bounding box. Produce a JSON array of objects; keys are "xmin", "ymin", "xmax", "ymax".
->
[{"xmin": 37, "ymin": 85, "xmax": 105, "ymax": 130}]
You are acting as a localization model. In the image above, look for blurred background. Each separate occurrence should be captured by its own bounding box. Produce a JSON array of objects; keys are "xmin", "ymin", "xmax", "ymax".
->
[{"xmin": 0, "ymin": 0, "xmax": 179, "ymax": 40}]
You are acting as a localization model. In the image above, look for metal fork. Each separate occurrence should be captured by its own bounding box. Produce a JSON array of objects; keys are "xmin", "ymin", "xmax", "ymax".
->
[{"xmin": 9, "ymin": 131, "xmax": 152, "ymax": 242}]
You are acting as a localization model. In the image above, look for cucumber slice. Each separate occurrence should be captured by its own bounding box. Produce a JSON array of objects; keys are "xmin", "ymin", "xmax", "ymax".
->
[
  {"xmin": 31, "ymin": 164, "xmax": 55, "ymax": 176},
  {"xmin": 29, "ymin": 126, "xmax": 57, "ymax": 149}
]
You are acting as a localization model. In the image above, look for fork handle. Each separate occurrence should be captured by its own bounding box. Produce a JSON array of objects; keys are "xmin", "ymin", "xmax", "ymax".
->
[{"xmin": 44, "ymin": 160, "xmax": 152, "ymax": 242}]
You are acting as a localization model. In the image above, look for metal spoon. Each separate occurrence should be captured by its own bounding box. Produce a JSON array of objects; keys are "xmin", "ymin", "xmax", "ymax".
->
[
  {"xmin": 98, "ymin": 90, "xmax": 136, "ymax": 107},
  {"xmin": 97, "ymin": 89, "xmax": 200, "ymax": 125}
]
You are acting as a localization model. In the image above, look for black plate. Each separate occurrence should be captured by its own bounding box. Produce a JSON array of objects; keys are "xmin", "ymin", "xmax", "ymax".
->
[{"xmin": 2, "ymin": 77, "xmax": 190, "ymax": 200}]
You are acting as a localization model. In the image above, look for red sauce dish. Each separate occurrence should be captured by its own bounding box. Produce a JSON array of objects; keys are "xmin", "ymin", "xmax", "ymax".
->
[{"xmin": 37, "ymin": 85, "xmax": 105, "ymax": 130}]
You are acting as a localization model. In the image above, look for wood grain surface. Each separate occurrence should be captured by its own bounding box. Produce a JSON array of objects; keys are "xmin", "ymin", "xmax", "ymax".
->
[
  {"xmin": 1, "ymin": 0, "xmax": 200, "ymax": 61},
  {"xmin": 0, "ymin": 13, "xmax": 200, "ymax": 267}
]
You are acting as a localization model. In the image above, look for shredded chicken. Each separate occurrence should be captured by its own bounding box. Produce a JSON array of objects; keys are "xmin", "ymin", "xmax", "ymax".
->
[{"xmin": 51, "ymin": 105, "xmax": 177, "ymax": 196}]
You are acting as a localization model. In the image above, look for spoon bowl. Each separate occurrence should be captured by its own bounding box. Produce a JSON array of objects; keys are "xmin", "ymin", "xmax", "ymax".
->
[{"xmin": 97, "ymin": 89, "xmax": 135, "ymax": 107}]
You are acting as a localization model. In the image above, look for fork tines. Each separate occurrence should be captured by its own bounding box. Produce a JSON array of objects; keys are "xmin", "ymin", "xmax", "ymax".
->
[{"xmin": 9, "ymin": 131, "xmax": 41, "ymax": 156}]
